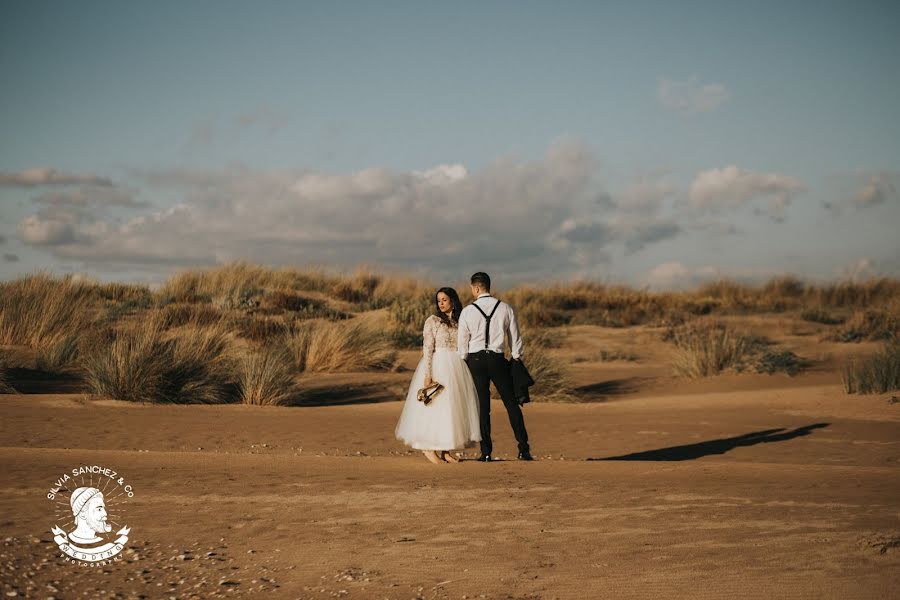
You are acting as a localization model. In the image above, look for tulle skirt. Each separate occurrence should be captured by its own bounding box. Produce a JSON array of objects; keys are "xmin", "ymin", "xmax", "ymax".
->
[{"xmin": 395, "ymin": 348, "xmax": 482, "ymax": 451}]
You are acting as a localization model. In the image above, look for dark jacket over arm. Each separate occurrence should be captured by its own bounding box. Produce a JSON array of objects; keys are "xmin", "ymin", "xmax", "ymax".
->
[{"xmin": 510, "ymin": 359, "xmax": 535, "ymax": 405}]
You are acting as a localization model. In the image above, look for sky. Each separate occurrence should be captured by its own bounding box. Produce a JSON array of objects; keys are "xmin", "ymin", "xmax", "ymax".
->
[{"xmin": 1, "ymin": 0, "xmax": 898, "ymax": 289}]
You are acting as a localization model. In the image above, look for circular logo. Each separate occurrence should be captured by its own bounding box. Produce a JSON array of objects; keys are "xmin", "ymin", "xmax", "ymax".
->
[{"xmin": 47, "ymin": 465, "xmax": 134, "ymax": 566}]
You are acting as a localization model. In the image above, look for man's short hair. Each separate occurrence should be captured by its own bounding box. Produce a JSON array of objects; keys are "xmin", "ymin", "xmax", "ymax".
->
[{"xmin": 470, "ymin": 272, "xmax": 491, "ymax": 291}]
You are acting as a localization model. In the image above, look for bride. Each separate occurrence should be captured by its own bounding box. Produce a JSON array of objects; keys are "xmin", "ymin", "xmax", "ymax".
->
[{"xmin": 395, "ymin": 287, "xmax": 481, "ymax": 464}]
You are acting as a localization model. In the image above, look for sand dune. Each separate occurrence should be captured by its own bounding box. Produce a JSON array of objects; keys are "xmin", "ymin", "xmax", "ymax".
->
[{"xmin": 2, "ymin": 376, "xmax": 898, "ymax": 599}]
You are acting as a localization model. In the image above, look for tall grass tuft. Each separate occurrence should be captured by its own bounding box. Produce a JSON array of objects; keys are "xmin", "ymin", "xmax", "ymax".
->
[
  {"xmin": 523, "ymin": 346, "xmax": 576, "ymax": 401},
  {"xmin": 0, "ymin": 273, "xmax": 97, "ymax": 350},
  {"xmin": 285, "ymin": 320, "xmax": 397, "ymax": 372},
  {"xmin": 669, "ymin": 321, "xmax": 752, "ymax": 378},
  {"xmin": 834, "ymin": 308, "xmax": 899, "ymax": 342},
  {"xmin": 83, "ymin": 312, "xmax": 237, "ymax": 403},
  {"xmin": 35, "ymin": 334, "xmax": 82, "ymax": 372},
  {"xmin": 843, "ymin": 341, "xmax": 900, "ymax": 394},
  {"xmin": 237, "ymin": 345, "xmax": 297, "ymax": 405}
]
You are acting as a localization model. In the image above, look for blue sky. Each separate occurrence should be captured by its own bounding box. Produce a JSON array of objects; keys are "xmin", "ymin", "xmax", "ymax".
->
[{"xmin": 1, "ymin": 1, "xmax": 898, "ymax": 287}]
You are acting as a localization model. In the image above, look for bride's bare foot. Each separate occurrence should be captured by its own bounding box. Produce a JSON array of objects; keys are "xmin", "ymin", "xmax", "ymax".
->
[
  {"xmin": 441, "ymin": 451, "xmax": 459, "ymax": 463},
  {"xmin": 423, "ymin": 450, "xmax": 443, "ymax": 465}
]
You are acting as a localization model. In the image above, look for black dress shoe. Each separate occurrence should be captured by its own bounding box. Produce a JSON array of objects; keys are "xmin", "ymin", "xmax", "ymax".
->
[
  {"xmin": 476, "ymin": 454, "xmax": 492, "ymax": 462},
  {"xmin": 517, "ymin": 451, "xmax": 534, "ymax": 461}
]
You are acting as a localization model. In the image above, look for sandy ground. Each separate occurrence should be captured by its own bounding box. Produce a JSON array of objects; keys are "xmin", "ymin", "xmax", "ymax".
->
[{"xmin": 1, "ymin": 320, "xmax": 899, "ymax": 599}]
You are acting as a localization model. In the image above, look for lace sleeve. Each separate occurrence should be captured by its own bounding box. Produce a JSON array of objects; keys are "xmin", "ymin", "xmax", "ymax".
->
[{"xmin": 422, "ymin": 316, "xmax": 436, "ymax": 381}]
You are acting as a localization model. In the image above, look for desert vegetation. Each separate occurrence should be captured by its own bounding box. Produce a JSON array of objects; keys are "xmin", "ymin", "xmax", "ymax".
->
[
  {"xmin": 843, "ymin": 340, "xmax": 900, "ymax": 394},
  {"xmin": 1, "ymin": 264, "xmax": 898, "ymax": 403}
]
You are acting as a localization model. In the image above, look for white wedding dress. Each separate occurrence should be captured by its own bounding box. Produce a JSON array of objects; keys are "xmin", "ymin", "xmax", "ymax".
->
[{"xmin": 395, "ymin": 314, "xmax": 481, "ymax": 451}]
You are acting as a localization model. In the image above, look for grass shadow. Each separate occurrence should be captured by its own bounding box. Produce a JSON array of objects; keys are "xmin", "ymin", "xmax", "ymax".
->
[
  {"xmin": 589, "ymin": 423, "xmax": 830, "ymax": 461},
  {"xmin": 287, "ymin": 382, "xmax": 400, "ymax": 406},
  {"xmin": 4, "ymin": 367, "xmax": 87, "ymax": 394},
  {"xmin": 573, "ymin": 377, "xmax": 652, "ymax": 402}
]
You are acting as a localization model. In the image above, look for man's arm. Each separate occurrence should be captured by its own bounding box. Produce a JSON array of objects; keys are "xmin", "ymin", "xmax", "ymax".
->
[
  {"xmin": 508, "ymin": 304, "xmax": 524, "ymax": 360},
  {"xmin": 457, "ymin": 308, "xmax": 471, "ymax": 360}
]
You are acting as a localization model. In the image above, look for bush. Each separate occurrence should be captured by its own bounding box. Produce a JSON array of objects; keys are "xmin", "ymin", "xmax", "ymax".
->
[
  {"xmin": 754, "ymin": 350, "xmax": 808, "ymax": 376},
  {"xmin": 83, "ymin": 314, "xmax": 237, "ymax": 403},
  {"xmin": 237, "ymin": 345, "xmax": 297, "ymax": 406},
  {"xmin": 843, "ymin": 341, "xmax": 900, "ymax": 394}
]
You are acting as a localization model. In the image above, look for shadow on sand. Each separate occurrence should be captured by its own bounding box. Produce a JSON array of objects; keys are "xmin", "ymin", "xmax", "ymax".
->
[
  {"xmin": 573, "ymin": 377, "xmax": 654, "ymax": 401},
  {"xmin": 3, "ymin": 368, "xmax": 86, "ymax": 394},
  {"xmin": 287, "ymin": 382, "xmax": 402, "ymax": 406},
  {"xmin": 589, "ymin": 423, "xmax": 830, "ymax": 461}
]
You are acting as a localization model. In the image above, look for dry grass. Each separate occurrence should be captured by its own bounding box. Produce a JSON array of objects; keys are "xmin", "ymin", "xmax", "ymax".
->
[
  {"xmin": 83, "ymin": 312, "xmax": 238, "ymax": 403},
  {"xmin": 2, "ymin": 266, "xmax": 897, "ymax": 400},
  {"xmin": 843, "ymin": 341, "xmax": 900, "ymax": 394},
  {"xmin": 800, "ymin": 308, "xmax": 845, "ymax": 326},
  {"xmin": 0, "ymin": 273, "xmax": 98, "ymax": 351},
  {"xmin": 157, "ymin": 262, "xmax": 433, "ymax": 311},
  {"xmin": 503, "ymin": 276, "xmax": 899, "ymax": 330},
  {"xmin": 285, "ymin": 320, "xmax": 398, "ymax": 373},
  {"xmin": 387, "ymin": 289, "xmax": 435, "ymax": 348},
  {"xmin": 522, "ymin": 345, "xmax": 577, "ymax": 401},
  {"xmin": 833, "ymin": 307, "xmax": 900, "ymax": 342},
  {"xmin": 237, "ymin": 345, "xmax": 297, "ymax": 405},
  {"xmin": 668, "ymin": 321, "xmax": 753, "ymax": 378}
]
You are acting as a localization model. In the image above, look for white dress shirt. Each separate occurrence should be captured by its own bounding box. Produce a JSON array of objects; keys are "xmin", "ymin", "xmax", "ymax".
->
[{"xmin": 458, "ymin": 293, "xmax": 524, "ymax": 360}]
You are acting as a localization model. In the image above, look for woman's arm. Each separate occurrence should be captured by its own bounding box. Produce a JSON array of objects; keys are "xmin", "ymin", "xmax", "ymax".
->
[{"xmin": 423, "ymin": 316, "xmax": 436, "ymax": 385}]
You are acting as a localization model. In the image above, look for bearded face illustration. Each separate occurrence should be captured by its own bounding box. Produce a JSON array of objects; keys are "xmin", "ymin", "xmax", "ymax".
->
[{"xmin": 68, "ymin": 487, "xmax": 112, "ymax": 544}]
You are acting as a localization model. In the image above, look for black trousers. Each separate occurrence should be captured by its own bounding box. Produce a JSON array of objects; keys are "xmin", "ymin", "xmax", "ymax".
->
[{"xmin": 465, "ymin": 351, "xmax": 529, "ymax": 456}]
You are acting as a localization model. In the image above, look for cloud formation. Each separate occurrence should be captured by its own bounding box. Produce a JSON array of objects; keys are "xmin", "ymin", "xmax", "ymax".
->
[
  {"xmin": 0, "ymin": 168, "xmax": 113, "ymax": 187},
  {"xmin": 849, "ymin": 173, "xmax": 898, "ymax": 207},
  {"xmin": 658, "ymin": 77, "xmax": 731, "ymax": 115},
  {"xmin": 16, "ymin": 141, "xmax": 684, "ymax": 279},
  {"xmin": 688, "ymin": 165, "xmax": 806, "ymax": 222}
]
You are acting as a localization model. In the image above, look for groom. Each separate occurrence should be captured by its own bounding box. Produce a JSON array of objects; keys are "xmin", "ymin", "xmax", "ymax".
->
[{"xmin": 458, "ymin": 272, "xmax": 533, "ymax": 462}]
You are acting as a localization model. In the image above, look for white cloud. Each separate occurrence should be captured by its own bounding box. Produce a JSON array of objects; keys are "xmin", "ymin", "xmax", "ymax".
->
[
  {"xmin": 849, "ymin": 173, "xmax": 898, "ymax": 207},
  {"xmin": 17, "ymin": 207, "xmax": 85, "ymax": 246},
  {"xmin": 0, "ymin": 168, "xmax": 113, "ymax": 187},
  {"xmin": 688, "ymin": 165, "xmax": 806, "ymax": 222},
  {"xmin": 658, "ymin": 77, "xmax": 731, "ymax": 115},
  {"xmin": 18, "ymin": 141, "xmax": 686, "ymax": 279}
]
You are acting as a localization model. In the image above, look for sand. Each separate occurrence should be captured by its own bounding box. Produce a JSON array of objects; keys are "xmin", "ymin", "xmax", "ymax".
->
[{"xmin": 1, "ymin": 323, "xmax": 898, "ymax": 599}]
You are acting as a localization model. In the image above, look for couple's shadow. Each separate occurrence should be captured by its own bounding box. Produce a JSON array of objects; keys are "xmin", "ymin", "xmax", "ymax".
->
[{"xmin": 588, "ymin": 423, "xmax": 830, "ymax": 461}]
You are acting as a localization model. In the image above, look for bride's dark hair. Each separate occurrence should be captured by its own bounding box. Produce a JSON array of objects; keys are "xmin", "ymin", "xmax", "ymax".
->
[{"xmin": 434, "ymin": 287, "xmax": 463, "ymax": 326}]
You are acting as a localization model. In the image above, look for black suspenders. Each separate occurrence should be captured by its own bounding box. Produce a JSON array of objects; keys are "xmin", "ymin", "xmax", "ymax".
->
[{"xmin": 471, "ymin": 299, "xmax": 502, "ymax": 351}]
